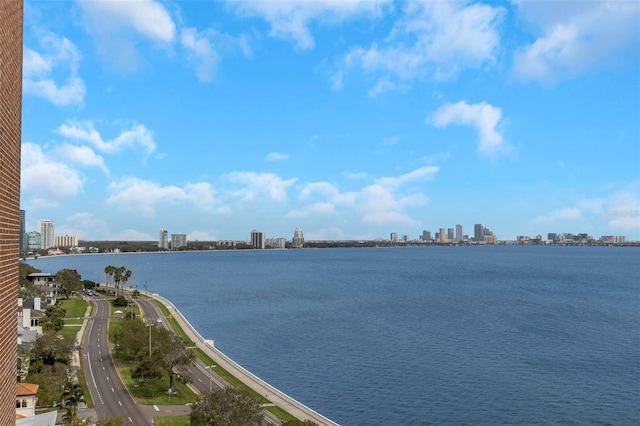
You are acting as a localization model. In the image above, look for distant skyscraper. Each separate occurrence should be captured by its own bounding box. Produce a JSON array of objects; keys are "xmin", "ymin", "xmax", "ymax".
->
[
  {"xmin": 19, "ymin": 209, "xmax": 25, "ymax": 252},
  {"xmin": 37, "ymin": 220, "xmax": 55, "ymax": 249},
  {"xmin": 439, "ymin": 228, "xmax": 446, "ymax": 243},
  {"xmin": 171, "ymin": 233, "xmax": 187, "ymax": 250},
  {"xmin": 251, "ymin": 230, "xmax": 265, "ymax": 249},
  {"xmin": 421, "ymin": 230, "xmax": 431, "ymax": 241},
  {"xmin": 390, "ymin": 232, "xmax": 398, "ymax": 243},
  {"xmin": 447, "ymin": 228, "xmax": 454, "ymax": 241},
  {"xmin": 455, "ymin": 224, "xmax": 463, "ymax": 242},
  {"xmin": 0, "ymin": 0, "xmax": 24, "ymax": 421},
  {"xmin": 158, "ymin": 229, "xmax": 169, "ymax": 249},
  {"xmin": 474, "ymin": 224, "xmax": 483, "ymax": 241},
  {"xmin": 292, "ymin": 228, "xmax": 304, "ymax": 248}
]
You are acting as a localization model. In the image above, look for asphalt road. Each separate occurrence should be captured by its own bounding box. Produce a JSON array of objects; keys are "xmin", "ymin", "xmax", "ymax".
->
[
  {"xmin": 82, "ymin": 295, "xmax": 153, "ymax": 425},
  {"xmin": 135, "ymin": 296, "xmax": 282, "ymax": 426}
]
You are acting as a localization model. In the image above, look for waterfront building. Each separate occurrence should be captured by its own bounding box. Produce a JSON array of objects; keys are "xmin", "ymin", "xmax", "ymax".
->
[
  {"xmin": 484, "ymin": 235, "xmax": 497, "ymax": 244},
  {"xmin": 19, "ymin": 209, "xmax": 26, "ymax": 253},
  {"xmin": 267, "ymin": 238, "xmax": 287, "ymax": 249},
  {"xmin": 0, "ymin": 0, "xmax": 23, "ymax": 421},
  {"xmin": 158, "ymin": 229, "xmax": 169, "ymax": 249},
  {"xmin": 474, "ymin": 224, "xmax": 483, "ymax": 241},
  {"xmin": 36, "ymin": 220, "xmax": 55, "ymax": 249},
  {"xmin": 171, "ymin": 233, "xmax": 187, "ymax": 250},
  {"xmin": 421, "ymin": 230, "xmax": 431, "ymax": 241},
  {"xmin": 439, "ymin": 228, "xmax": 447, "ymax": 243},
  {"xmin": 54, "ymin": 235, "xmax": 78, "ymax": 248},
  {"xmin": 447, "ymin": 228, "xmax": 454, "ymax": 241},
  {"xmin": 455, "ymin": 224, "xmax": 463, "ymax": 242},
  {"xmin": 26, "ymin": 232, "xmax": 41, "ymax": 251},
  {"xmin": 390, "ymin": 232, "xmax": 398, "ymax": 243},
  {"xmin": 251, "ymin": 230, "xmax": 265, "ymax": 249},
  {"xmin": 292, "ymin": 228, "xmax": 304, "ymax": 248}
]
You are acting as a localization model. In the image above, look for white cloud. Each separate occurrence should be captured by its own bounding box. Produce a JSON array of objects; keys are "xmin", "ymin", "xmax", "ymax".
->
[
  {"xmin": 21, "ymin": 143, "xmax": 84, "ymax": 208},
  {"xmin": 23, "ymin": 33, "xmax": 86, "ymax": 105},
  {"xmin": 77, "ymin": 0, "xmax": 176, "ymax": 71},
  {"xmin": 188, "ymin": 230, "xmax": 218, "ymax": 241},
  {"xmin": 431, "ymin": 100, "xmax": 507, "ymax": 156},
  {"xmin": 357, "ymin": 184, "xmax": 425, "ymax": 226},
  {"xmin": 296, "ymin": 165, "xmax": 438, "ymax": 227},
  {"xmin": 513, "ymin": 1, "xmax": 640, "ymax": 83},
  {"xmin": 229, "ymin": 0, "xmax": 389, "ymax": 50},
  {"xmin": 603, "ymin": 183, "xmax": 640, "ymax": 232},
  {"xmin": 112, "ymin": 229, "xmax": 156, "ymax": 241},
  {"xmin": 266, "ymin": 152, "xmax": 290, "ymax": 162},
  {"xmin": 532, "ymin": 208, "xmax": 582, "ymax": 224},
  {"xmin": 55, "ymin": 144, "xmax": 109, "ymax": 174},
  {"xmin": 222, "ymin": 172, "xmax": 297, "ymax": 202},
  {"xmin": 57, "ymin": 120, "xmax": 156, "ymax": 157},
  {"xmin": 107, "ymin": 177, "xmax": 217, "ymax": 215},
  {"xmin": 79, "ymin": 0, "xmax": 175, "ymax": 42},
  {"xmin": 375, "ymin": 166, "xmax": 439, "ymax": 187},
  {"xmin": 338, "ymin": 1, "xmax": 504, "ymax": 90},
  {"xmin": 181, "ymin": 27, "xmax": 221, "ymax": 82}
]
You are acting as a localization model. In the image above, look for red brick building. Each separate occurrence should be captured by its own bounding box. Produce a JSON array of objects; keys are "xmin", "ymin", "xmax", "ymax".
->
[{"xmin": 0, "ymin": 0, "xmax": 23, "ymax": 423}]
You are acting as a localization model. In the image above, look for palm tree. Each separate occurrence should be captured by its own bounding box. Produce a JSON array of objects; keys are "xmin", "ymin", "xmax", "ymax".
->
[
  {"xmin": 104, "ymin": 265, "xmax": 116, "ymax": 292},
  {"xmin": 61, "ymin": 381, "xmax": 85, "ymax": 416}
]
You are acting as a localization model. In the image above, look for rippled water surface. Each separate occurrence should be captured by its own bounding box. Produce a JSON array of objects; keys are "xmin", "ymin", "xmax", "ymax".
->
[{"xmin": 29, "ymin": 246, "xmax": 640, "ymax": 425}]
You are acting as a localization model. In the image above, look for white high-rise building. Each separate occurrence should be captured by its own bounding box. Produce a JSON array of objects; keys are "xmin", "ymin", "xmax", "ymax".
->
[
  {"xmin": 37, "ymin": 220, "xmax": 55, "ymax": 249},
  {"xmin": 158, "ymin": 229, "xmax": 169, "ymax": 249},
  {"xmin": 292, "ymin": 228, "xmax": 304, "ymax": 248},
  {"xmin": 171, "ymin": 233, "xmax": 187, "ymax": 250}
]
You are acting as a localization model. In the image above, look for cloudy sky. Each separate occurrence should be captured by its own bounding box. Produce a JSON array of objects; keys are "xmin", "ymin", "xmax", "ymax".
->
[{"xmin": 21, "ymin": 0, "xmax": 640, "ymax": 242}]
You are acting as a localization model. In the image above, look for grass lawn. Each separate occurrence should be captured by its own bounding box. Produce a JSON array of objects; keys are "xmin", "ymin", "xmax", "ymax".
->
[
  {"xmin": 112, "ymin": 352, "xmax": 197, "ymax": 405},
  {"xmin": 58, "ymin": 326, "xmax": 81, "ymax": 342},
  {"xmin": 60, "ymin": 298, "xmax": 88, "ymax": 318},
  {"xmin": 154, "ymin": 415, "xmax": 190, "ymax": 426},
  {"xmin": 63, "ymin": 319, "xmax": 84, "ymax": 325}
]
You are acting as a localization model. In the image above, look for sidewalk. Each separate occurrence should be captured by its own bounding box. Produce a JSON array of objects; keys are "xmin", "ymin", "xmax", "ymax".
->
[{"xmin": 148, "ymin": 292, "xmax": 339, "ymax": 426}]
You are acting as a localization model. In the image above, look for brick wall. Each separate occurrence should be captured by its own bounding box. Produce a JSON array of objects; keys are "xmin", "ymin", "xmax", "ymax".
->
[{"xmin": 0, "ymin": 0, "xmax": 23, "ymax": 423}]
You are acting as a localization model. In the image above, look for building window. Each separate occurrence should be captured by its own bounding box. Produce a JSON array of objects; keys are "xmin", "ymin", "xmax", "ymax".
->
[
  {"xmin": 22, "ymin": 399, "xmax": 27, "ymax": 407},
  {"xmin": 16, "ymin": 400, "xmax": 20, "ymax": 408}
]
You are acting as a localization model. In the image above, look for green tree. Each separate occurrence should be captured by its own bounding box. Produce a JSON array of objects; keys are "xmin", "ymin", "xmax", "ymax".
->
[
  {"xmin": 56, "ymin": 269, "xmax": 83, "ymax": 299},
  {"xmin": 61, "ymin": 381, "xmax": 85, "ymax": 416},
  {"xmin": 281, "ymin": 420, "xmax": 320, "ymax": 426},
  {"xmin": 31, "ymin": 332, "xmax": 75, "ymax": 365},
  {"xmin": 40, "ymin": 304, "xmax": 67, "ymax": 333},
  {"xmin": 190, "ymin": 387, "xmax": 263, "ymax": 426},
  {"xmin": 154, "ymin": 327, "xmax": 194, "ymax": 393},
  {"xmin": 112, "ymin": 295, "xmax": 128, "ymax": 307},
  {"xmin": 131, "ymin": 356, "xmax": 164, "ymax": 384},
  {"xmin": 83, "ymin": 279, "xmax": 96, "ymax": 289},
  {"xmin": 111, "ymin": 317, "xmax": 147, "ymax": 360},
  {"xmin": 104, "ymin": 265, "xmax": 116, "ymax": 292},
  {"xmin": 113, "ymin": 266, "xmax": 132, "ymax": 297}
]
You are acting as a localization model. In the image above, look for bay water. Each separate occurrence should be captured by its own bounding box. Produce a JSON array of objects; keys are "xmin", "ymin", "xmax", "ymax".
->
[{"xmin": 27, "ymin": 246, "xmax": 639, "ymax": 425}]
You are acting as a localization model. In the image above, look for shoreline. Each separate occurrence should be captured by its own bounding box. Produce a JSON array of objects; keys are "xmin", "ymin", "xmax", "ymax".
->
[{"xmin": 141, "ymin": 289, "xmax": 339, "ymax": 426}]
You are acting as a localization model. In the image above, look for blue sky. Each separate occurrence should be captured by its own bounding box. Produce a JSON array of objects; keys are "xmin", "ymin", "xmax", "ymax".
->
[{"xmin": 21, "ymin": 0, "xmax": 640, "ymax": 242}]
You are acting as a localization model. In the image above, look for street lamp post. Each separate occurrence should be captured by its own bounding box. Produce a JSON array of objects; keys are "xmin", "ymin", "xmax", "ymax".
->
[
  {"xmin": 205, "ymin": 365, "xmax": 216, "ymax": 392},
  {"xmin": 147, "ymin": 324, "xmax": 154, "ymax": 357}
]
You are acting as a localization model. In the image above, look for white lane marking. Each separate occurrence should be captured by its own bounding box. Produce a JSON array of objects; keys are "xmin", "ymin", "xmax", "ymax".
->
[
  {"xmin": 111, "ymin": 388, "xmax": 115, "ymax": 393},
  {"xmin": 118, "ymin": 401, "xmax": 122, "ymax": 406},
  {"xmin": 87, "ymin": 353, "xmax": 104, "ymax": 404},
  {"xmin": 128, "ymin": 417, "xmax": 133, "ymax": 423},
  {"xmin": 153, "ymin": 405, "xmax": 159, "ymax": 411}
]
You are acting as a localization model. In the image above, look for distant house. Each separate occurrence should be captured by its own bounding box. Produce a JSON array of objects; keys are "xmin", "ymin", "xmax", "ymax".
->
[
  {"xmin": 16, "ymin": 383, "xmax": 39, "ymax": 419},
  {"xmin": 27, "ymin": 273, "xmax": 58, "ymax": 306}
]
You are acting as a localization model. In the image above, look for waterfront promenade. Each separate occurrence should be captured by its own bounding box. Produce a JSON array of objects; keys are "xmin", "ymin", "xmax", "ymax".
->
[{"xmin": 143, "ymin": 290, "xmax": 339, "ymax": 426}]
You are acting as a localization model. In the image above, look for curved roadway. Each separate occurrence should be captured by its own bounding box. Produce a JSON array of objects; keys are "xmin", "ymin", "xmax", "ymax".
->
[{"xmin": 81, "ymin": 295, "xmax": 152, "ymax": 425}]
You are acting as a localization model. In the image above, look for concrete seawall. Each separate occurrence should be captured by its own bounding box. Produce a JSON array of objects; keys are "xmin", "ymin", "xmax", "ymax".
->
[{"xmin": 145, "ymin": 291, "xmax": 339, "ymax": 426}]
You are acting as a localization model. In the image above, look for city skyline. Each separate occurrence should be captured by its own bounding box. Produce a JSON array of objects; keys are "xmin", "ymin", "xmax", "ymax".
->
[{"xmin": 20, "ymin": 1, "xmax": 640, "ymax": 242}]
